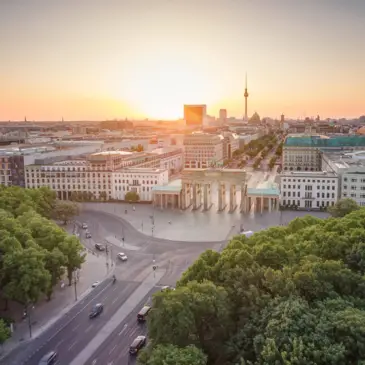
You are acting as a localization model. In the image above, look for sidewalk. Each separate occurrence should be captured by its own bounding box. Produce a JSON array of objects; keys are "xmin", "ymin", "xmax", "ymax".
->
[{"xmin": 0, "ymin": 251, "xmax": 108, "ymax": 359}]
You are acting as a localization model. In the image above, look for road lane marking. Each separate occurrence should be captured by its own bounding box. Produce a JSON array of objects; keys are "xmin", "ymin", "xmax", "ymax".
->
[
  {"xmin": 112, "ymin": 286, "xmax": 117, "ymax": 292},
  {"xmin": 111, "ymin": 297, "xmax": 119, "ymax": 305},
  {"xmin": 91, "ymin": 360, "xmax": 97, "ymax": 365},
  {"xmin": 68, "ymin": 341, "xmax": 77, "ymax": 351},
  {"xmin": 72, "ymin": 324, "xmax": 80, "ymax": 331},
  {"xmin": 84, "ymin": 324, "xmax": 94, "ymax": 333},
  {"xmin": 55, "ymin": 339, "xmax": 64, "ymax": 349},
  {"xmin": 118, "ymin": 324, "xmax": 128, "ymax": 336},
  {"xmin": 108, "ymin": 344, "xmax": 117, "ymax": 355}
]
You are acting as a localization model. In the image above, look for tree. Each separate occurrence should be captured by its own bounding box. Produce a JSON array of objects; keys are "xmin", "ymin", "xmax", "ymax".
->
[
  {"xmin": 2, "ymin": 247, "xmax": 51, "ymax": 305},
  {"xmin": 138, "ymin": 344, "xmax": 207, "ymax": 365},
  {"xmin": 125, "ymin": 191, "xmax": 140, "ymax": 203},
  {"xmin": 0, "ymin": 187, "xmax": 88, "ymax": 338},
  {"xmin": 145, "ymin": 207, "xmax": 365, "ymax": 365},
  {"xmin": 0, "ymin": 319, "xmax": 11, "ymax": 346},
  {"xmin": 53, "ymin": 200, "xmax": 79, "ymax": 224},
  {"xmin": 328, "ymin": 198, "xmax": 359, "ymax": 218},
  {"xmin": 148, "ymin": 281, "xmax": 231, "ymax": 362},
  {"xmin": 60, "ymin": 236, "xmax": 86, "ymax": 286},
  {"xmin": 99, "ymin": 191, "xmax": 108, "ymax": 201}
]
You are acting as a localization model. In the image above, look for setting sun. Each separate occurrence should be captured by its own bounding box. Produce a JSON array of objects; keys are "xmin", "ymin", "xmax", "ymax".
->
[{"xmin": 117, "ymin": 57, "xmax": 220, "ymax": 119}]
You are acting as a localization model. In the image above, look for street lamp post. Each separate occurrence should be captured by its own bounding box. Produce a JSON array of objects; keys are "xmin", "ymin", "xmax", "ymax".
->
[
  {"xmin": 152, "ymin": 259, "xmax": 156, "ymax": 278},
  {"xmin": 73, "ymin": 270, "xmax": 78, "ymax": 301},
  {"xmin": 27, "ymin": 304, "xmax": 32, "ymax": 339},
  {"xmin": 105, "ymin": 240, "xmax": 110, "ymax": 271}
]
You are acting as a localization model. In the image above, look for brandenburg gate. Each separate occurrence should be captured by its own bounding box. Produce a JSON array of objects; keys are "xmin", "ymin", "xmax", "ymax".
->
[
  {"xmin": 180, "ymin": 168, "xmax": 248, "ymax": 212},
  {"xmin": 152, "ymin": 168, "xmax": 280, "ymax": 213}
]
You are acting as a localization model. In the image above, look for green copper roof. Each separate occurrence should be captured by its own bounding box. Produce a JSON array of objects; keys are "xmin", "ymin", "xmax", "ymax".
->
[
  {"xmin": 247, "ymin": 181, "xmax": 280, "ymax": 196},
  {"xmin": 284, "ymin": 135, "xmax": 365, "ymax": 147},
  {"xmin": 152, "ymin": 179, "xmax": 182, "ymax": 192}
]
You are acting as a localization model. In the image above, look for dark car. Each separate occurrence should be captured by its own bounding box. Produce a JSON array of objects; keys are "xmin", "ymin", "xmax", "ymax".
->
[
  {"xmin": 137, "ymin": 306, "xmax": 151, "ymax": 322},
  {"xmin": 38, "ymin": 351, "xmax": 58, "ymax": 365},
  {"xmin": 86, "ymin": 232, "xmax": 92, "ymax": 239},
  {"xmin": 95, "ymin": 243, "xmax": 105, "ymax": 251},
  {"xmin": 89, "ymin": 303, "xmax": 103, "ymax": 318},
  {"xmin": 129, "ymin": 335, "xmax": 146, "ymax": 355}
]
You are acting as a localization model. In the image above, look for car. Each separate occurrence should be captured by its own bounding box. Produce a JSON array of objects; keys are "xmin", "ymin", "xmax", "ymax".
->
[
  {"xmin": 82, "ymin": 223, "xmax": 88, "ymax": 229},
  {"xmin": 117, "ymin": 252, "xmax": 128, "ymax": 261},
  {"xmin": 95, "ymin": 243, "xmax": 105, "ymax": 251},
  {"xmin": 89, "ymin": 303, "xmax": 103, "ymax": 318},
  {"xmin": 129, "ymin": 335, "xmax": 146, "ymax": 355},
  {"xmin": 38, "ymin": 351, "xmax": 58, "ymax": 365},
  {"xmin": 85, "ymin": 232, "xmax": 92, "ymax": 239},
  {"xmin": 161, "ymin": 286, "xmax": 175, "ymax": 292},
  {"xmin": 137, "ymin": 306, "xmax": 151, "ymax": 322},
  {"xmin": 91, "ymin": 281, "xmax": 100, "ymax": 288}
]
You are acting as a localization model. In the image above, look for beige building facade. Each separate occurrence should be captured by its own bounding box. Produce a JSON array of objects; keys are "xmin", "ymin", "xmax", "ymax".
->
[{"xmin": 184, "ymin": 133, "xmax": 224, "ymax": 169}]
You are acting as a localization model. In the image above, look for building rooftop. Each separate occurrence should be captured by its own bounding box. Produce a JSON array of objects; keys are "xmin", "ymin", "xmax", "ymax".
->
[
  {"xmin": 91, "ymin": 150, "xmax": 133, "ymax": 156},
  {"xmin": 247, "ymin": 181, "xmax": 280, "ymax": 196},
  {"xmin": 280, "ymin": 170, "xmax": 337, "ymax": 177},
  {"xmin": 285, "ymin": 135, "xmax": 365, "ymax": 148},
  {"xmin": 149, "ymin": 147, "xmax": 182, "ymax": 155},
  {"xmin": 115, "ymin": 167, "xmax": 167, "ymax": 173},
  {"xmin": 152, "ymin": 179, "xmax": 182, "ymax": 193}
]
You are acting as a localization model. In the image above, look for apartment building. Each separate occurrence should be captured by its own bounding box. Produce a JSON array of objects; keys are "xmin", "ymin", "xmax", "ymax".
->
[
  {"xmin": 280, "ymin": 171, "xmax": 339, "ymax": 210},
  {"xmin": 283, "ymin": 135, "xmax": 365, "ymax": 172},
  {"xmin": 24, "ymin": 147, "xmax": 182, "ymax": 202},
  {"xmin": 25, "ymin": 159, "xmax": 112, "ymax": 200},
  {"xmin": 111, "ymin": 168, "xmax": 168, "ymax": 201},
  {"xmin": 183, "ymin": 133, "xmax": 224, "ymax": 168},
  {"xmin": 322, "ymin": 151, "xmax": 365, "ymax": 207}
]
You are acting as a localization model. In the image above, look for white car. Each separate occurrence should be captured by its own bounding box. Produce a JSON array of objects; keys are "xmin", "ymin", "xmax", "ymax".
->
[
  {"xmin": 117, "ymin": 253, "xmax": 128, "ymax": 261},
  {"xmin": 161, "ymin": 286, "xmax": 175, "ymax": 292},
  {"xmin": 91, "ymin": 281, "xmax": 100, "ymax": 288},
  {"xmin": 82, "ymin": 223, "xmax": 88, "ymax": 229}
]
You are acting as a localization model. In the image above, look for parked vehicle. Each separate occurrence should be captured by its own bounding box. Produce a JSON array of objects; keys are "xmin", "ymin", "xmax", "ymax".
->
[{"xmin": 82, "ymin": 223, "xmax": 88, "ymax": 229}]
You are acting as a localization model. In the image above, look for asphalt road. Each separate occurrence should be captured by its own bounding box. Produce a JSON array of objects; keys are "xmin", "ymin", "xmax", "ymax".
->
[
  {"xmin": 24, "ymin": 280, "xmax": 139, "ymax": 365},
  {"xmin": 78, "ymin": 210, "xmax": 223, "ymax": 285},
  {"xmin": 84, "ymin": 287, "xmax": 159, "ymax": 365}
]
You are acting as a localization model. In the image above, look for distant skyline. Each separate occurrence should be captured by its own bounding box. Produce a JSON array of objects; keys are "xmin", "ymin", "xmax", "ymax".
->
[{"xmin": 1, "ymin": 0, "xmax": 364, "ymax": 121}]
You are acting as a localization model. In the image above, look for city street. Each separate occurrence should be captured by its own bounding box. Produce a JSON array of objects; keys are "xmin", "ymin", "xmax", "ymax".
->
[
  {"xmin": 83, "ymin": 288, "xmax": 158, "ymax": 365},
  {"xmin": 24, "ymin": 280, "xmax": 139, "ymax": 365}
]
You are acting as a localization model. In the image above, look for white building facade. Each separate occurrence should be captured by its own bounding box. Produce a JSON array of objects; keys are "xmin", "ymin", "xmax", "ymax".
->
[
  {"xmin": 280, "ymin": 171, "xmax": 339, "ymax": 210},
  {"xmin": 111, "ymin": 168, "xmax": 168, "ymax": 201}
]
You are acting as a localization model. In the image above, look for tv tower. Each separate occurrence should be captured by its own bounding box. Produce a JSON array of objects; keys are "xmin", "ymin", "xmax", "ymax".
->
[{"xmin": 244, "ymin": 73, "xmax": 249, "ymax": 121}]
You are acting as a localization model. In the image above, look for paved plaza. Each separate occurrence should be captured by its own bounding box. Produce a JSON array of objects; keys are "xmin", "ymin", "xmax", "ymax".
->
[{"xmin": 81, "ymin": 202, "xmax": 330, "ymax": 242}]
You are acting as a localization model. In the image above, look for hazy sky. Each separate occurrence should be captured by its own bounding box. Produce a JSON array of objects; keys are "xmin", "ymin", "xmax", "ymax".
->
[{"xmin": 1, "ymin": 0, "xmax": 364, "ymax": 121}]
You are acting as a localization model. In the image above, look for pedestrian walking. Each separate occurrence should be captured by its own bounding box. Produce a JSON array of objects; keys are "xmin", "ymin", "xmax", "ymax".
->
[{"xmin": 133, "ymin": 206, "xmax": 136, "ymax": 211}]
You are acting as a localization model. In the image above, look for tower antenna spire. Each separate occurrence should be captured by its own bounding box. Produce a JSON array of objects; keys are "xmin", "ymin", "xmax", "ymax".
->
[{"xmin": 244, "ymin": 73, "xmax": 249, "ymax": 121}]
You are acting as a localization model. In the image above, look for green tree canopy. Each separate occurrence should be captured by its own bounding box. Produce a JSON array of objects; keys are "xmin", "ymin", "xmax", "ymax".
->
[
  {"xmin": 138, "ymin": 344, "xmax": 207, "ymax": 365},
  {"xmin": 0, "ymin": 186, "xmax": 85, "ymax": 330},
  {"xmin": 145, "ymin": 209, "xmax": 365, "ymax": 365},
  {"xmin": 328, "ymin": 198, "xmax": 360, "ymax": 218},
  {"xmin": 125, "ymin": 191, "xmax": 140, "ymax": 202},
  {"xmin": 53, "ymin": 200, "xmax": 79, "ymax": 224}
]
